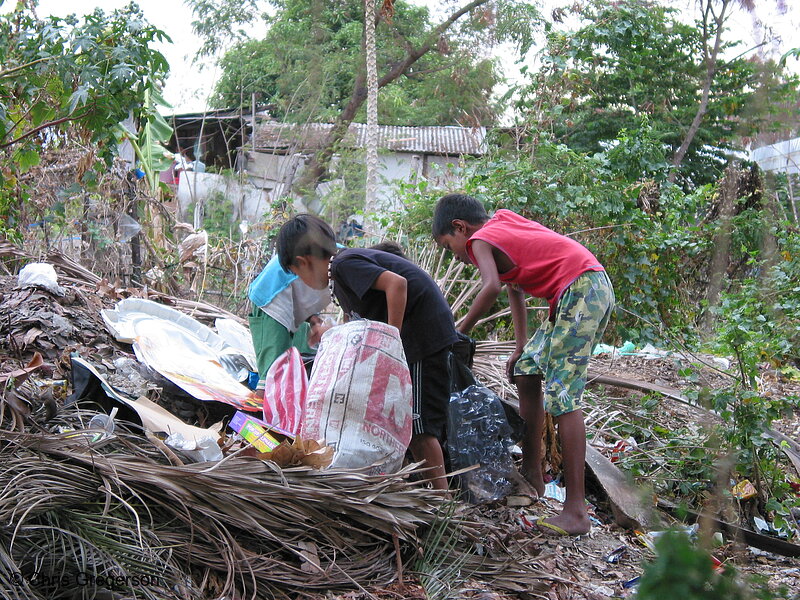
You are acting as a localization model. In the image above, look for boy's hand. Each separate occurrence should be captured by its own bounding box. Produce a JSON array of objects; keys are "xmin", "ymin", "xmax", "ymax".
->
[
  {"xmin": 307, "ymin": 315, "xmax": 333, "ymax": 347},
  {"xmin": 506, "ymin": 348, "xmax": 522, "ymax": 383}
]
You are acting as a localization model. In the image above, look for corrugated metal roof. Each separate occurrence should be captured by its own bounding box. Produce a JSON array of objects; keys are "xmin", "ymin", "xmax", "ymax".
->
[{"xmin": 251, "ymin": 122, "xmax": 487, "ymax": 155}]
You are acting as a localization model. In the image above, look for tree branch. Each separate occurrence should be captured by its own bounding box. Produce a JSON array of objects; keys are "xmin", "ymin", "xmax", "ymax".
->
[
  {"xmin": 292, "ymin": 0, "xmax": 490, "ymax": 194},
  {"xmin": 0, "ymin": 107, "xmax": 94, "ymax": 149},
  {"xmin": 0, "ymin": 56, "xmax": 53, "ymax": 79},
  {"xmin": 667, "ymin": 0, "xmax": 731, "ymax": 184}
]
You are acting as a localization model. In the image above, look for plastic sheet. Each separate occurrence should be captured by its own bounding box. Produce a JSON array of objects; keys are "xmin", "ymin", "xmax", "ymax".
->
[
  {"xmin": 101, "ymin": 298, "xmax": 261, "ymax": 408},
  {"xmin": 18, "ymin": 262, "xmax": 64, "ymax": 295}
]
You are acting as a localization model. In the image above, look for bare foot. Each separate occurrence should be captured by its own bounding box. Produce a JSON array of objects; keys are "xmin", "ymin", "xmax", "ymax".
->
[
  {"xmin": 520, "ymin": 466, "xmax": 545, "ymax": 499},
  {"xmin": 535, "ymin": 511, "xmax": 591, "ymax": 537},
  {"xmin": 510, "ymin": 467, "xmax": 540, "ymax": 500}
]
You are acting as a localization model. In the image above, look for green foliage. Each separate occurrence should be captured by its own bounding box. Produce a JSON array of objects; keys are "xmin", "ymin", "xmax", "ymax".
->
[
  {"xmin": 637, "ymin": 529, "xmax": 781, "ymax": 600},
  {"xmin": 115, "ymin": 88, "xmax": 174, "ymax": 191},
  {"xmin": 202, "ymin": 0, "xmax": 514, "ymax": 125},
  {"xmin": 0, "ymin": 4, "xmax": 170, "ymax": 153},
  {"xmin": 188, "ymin": 190, "xmax": 239, "ymax": 241},
  {"xmin": 517, "ymin": 0, "xmax": 800, "ymax": 186},
  {"xmin": 0, "ymin": 2, "xmax": 170, "ymax": 227},
  {"xmin": 470, "ymin": 139, "xmax": 712, "ymax": 342},
  {"xmin": 414, "ymin": 500, "xmax": 473, "ymax": 600},
  {"xmin": 317, "ymin": 147, "xmax": 367, "ymax": 228},
  {"xmin": 689, "ymin": 226, "xmax": 800, "ymax": 524}
]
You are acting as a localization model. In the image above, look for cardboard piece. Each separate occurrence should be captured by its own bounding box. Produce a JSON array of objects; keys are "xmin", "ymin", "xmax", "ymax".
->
[{"xmin": 229, "ymin": 411, "xmax": 280, "ymax": 453}]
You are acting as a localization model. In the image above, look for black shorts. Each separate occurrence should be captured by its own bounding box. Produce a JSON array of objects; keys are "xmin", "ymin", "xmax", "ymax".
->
[{"xmin": 409, "ymin": 346, "xmax": 452, "ymax": 442}]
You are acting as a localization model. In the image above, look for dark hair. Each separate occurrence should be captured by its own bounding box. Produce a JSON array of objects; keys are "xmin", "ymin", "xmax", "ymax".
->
[
  {"xmin": 277, "ymin": 214, "xmax": 338, "ymax": 271},
  {"xmin": 369, "ymin": 240, "xmax": 407, "ymax": 258},
  {"xmin": 432, "ymin": 193, "xmax": 489, "ymax": 237}
]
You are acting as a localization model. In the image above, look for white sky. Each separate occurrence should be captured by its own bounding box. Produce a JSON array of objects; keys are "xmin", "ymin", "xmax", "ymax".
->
[{"xmin": 32, "ymin": 0, "xmax": 800, "ymax": 115}]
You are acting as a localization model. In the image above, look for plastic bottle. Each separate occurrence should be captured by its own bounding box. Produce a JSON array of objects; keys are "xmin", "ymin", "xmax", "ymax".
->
[{"xmin": 447, "ymin": 385, "xmax": 515, "ymax": 503}]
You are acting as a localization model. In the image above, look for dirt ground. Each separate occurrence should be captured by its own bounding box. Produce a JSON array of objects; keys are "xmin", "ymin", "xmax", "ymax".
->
[{"xmin": 1, "ymin": 272, "xmax": 799, "ymax": 599}]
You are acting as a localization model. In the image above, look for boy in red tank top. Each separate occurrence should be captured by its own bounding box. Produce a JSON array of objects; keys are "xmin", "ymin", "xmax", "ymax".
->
[{"xmin": 433, "ymin": 193, "xmax": 615, "ymax": 536}]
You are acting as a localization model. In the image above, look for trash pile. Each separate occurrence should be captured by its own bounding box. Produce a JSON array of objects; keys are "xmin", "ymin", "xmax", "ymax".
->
[
  {"xmin": 3, "ymin": 243, "xmax": 799, "ymax": 599},
  {"xmin": 0, "ymin": 250, "xmax": 551, "ymax": 600}
]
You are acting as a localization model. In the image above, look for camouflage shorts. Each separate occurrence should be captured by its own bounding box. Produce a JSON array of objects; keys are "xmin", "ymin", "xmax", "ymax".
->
[{"xmin": 514, "ymin": 270, "xmax": 615, "ymax": 416}]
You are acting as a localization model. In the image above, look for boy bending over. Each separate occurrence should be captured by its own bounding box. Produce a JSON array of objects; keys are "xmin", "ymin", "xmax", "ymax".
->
[
  {"xmin": 277, "ymin": 214, "xmax": 458, "ymax": 490},
  {"xmin": 433, "ymin": 194, "xmax": 614, "ymax": 535},
  {"xmin": 248, "ymin": 254, "xmax": 331, "ymax": 390}
]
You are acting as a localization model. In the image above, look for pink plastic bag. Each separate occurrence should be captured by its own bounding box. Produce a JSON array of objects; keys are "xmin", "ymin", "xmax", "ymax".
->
[
  {"xmin": 262, "ymin": 347, "xmax": 307, "ymax": 436},
  {"xmin": 302, "ymin": 320, "xmax": 412, "ymax": 472}
]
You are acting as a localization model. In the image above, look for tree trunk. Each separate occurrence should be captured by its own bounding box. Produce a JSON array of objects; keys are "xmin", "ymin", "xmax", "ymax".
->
[
  {"xmin": 364, "ymin": 0, "xmax": 379, "ymax": 233},
  {"xmin": 702, "ymin": 164, "xmax": 739, "ymax": 334},
  {"xmin": 667, "ymin": 0, "xmax": 730, "ymax": 185},
  {"xmin": 759, "ymin": 171, "xmax": 779, "ymax": 284},
  {"xmin": 291, "ymin": 0, "xmax": 489, "ymax": 196}
]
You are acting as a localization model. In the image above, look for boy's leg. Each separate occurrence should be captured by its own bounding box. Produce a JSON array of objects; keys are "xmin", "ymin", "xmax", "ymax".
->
[
  {"xmin": 409, "ymin": 434, "xmax": 448, "ymax": 490},
  {"xmin": 516, "ymin": 374, "xmax": 545, "ymax": 497},
  {"xmin": 536, "ymin": 271, "xmax": 614, "ymax": 535},
  {"xmin": 409, "ymin": 347, "xmax": 451, "ymax": 491},
  {"xmin": 552, "ymin": 408, "xmax": 590, "ymax": 534}
]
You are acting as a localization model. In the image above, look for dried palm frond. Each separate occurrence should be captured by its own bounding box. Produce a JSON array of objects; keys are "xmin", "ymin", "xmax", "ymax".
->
[{"xmin": 0, "ymin": 414, "xmax": 451, "ymax": 599}]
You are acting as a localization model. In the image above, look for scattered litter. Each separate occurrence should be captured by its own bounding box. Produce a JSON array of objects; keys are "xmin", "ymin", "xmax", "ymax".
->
[
  {"xmin": 117, "ymin": 213, "xmax": 141, "ymax": 242},
  {"xmin": 88, "ymin": 406, "xmax": 118, "ymax": 435},
  {"xmin": 753, "ymin": 515, "xmax": 792, "ymax": 539},
  {"xmin": 543, "ymin": 481, "xmax": 567, "ymax": 503},
  {"xmin": 590, "ymin": 584, "xmax": 615, "ymax": 596},
  {"xmin": 606, "ymin": 545, "xmax": 628, "ymax": 563},
  {"xmin": 610, "ymin": 439, "xmax": 634, "ymax": 463},
  {"xmin": 448, "ymin": 384, "xmax": 515, "ymax": 503},
  {"xmin": 18, "ymin": 262, "xmax": 64, "ymax": 295},
  {"xmin": 622, "ymin": 576, "xmax": 640, "ymax": 589},
  {"xmin": 732, "ymin": 479, "xmax": 758, "ymax": 500},
  {"xmin": 593, "ymin": 341, "xmax": 636, "ymax": 356},
  {"xmin": 165, "ymin": 431, "xmax": 223, "ymax": 462},
  {"xmin": 228, "ymin": 411, "xmax": 282, "ymax": 453}
]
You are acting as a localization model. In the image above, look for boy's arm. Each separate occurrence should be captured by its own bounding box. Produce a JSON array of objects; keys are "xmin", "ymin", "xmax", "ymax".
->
[
  {"xmin": 506, "ymin": 285, "xmax": 528, "ymax": 381},
  {"xmin": 457, "ymin": 239, "xmax": 502, "ymax": 334},
  {"xmin": 371, "ymin": 271, "xmax": 408, "ymax": 330}
]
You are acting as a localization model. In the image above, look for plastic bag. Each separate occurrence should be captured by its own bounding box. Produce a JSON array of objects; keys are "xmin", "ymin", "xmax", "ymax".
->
[
  {"xmin": 165, "ymin": 432, "xmax": 223, "ymax": 462},
  {"xmin": 262, "ymin": 347, "xmax": 307, "ymax": 436},
  {"xmin": 18, "ymin": 262, "xmax": 64, "ymax": 295},
  {"xmin": 117, "ymin": 213, "xmax": 142, "ymax": 242},
  {"xmin": 302, "ymin": 319, "xmax": 412, "ymax": 472},
  {"xmin": 447, "ymin": 385, "xmax": 515, "ymax": 504}
]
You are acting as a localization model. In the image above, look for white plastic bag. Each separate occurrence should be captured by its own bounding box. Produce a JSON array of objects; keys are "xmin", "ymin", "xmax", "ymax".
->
[
  {"xmin": 18, "ymin": 262, "xmax": 64, "ymax": 295},
  {"xmin": 302, "ymin": 320, "xmax": 412, "ymax": 472}
]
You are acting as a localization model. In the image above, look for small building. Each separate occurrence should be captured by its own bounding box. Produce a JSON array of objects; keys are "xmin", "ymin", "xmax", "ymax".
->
[
  {"xmin": 169, "ymin": 117, "xmax": 487, "ymax": 228},
  {"xmin": 242, "ymin": 122, "xmax": 487, "ymax": 213}
]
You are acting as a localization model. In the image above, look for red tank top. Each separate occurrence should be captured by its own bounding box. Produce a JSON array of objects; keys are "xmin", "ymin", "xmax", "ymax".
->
[{"xmin": 466, "ymin": 209, "xmax": 604, "ymax": 318}]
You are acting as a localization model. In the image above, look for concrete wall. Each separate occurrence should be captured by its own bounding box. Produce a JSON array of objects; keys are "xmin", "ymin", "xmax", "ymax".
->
[
  {"xmin": 242, "ymin": 149, "xmax": 470, "ymax": 214},
  {"xmin": 174, "ymin": 151, "xmax": 472, "ymax": 231},
  {"xmin": 177, "ymin": 172, "xmax": 270, "ymax": 228}
]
